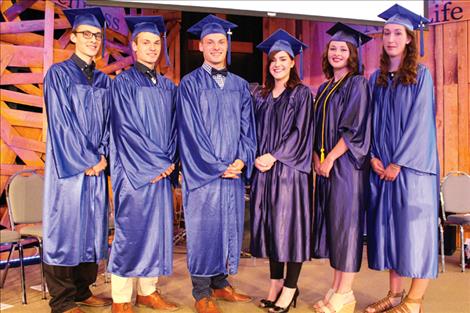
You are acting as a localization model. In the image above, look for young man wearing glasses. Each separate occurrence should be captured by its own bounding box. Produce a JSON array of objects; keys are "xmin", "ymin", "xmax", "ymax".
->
[{"xmin": 42, "ymin": 8, "xmax": 111, "ymax": 313}]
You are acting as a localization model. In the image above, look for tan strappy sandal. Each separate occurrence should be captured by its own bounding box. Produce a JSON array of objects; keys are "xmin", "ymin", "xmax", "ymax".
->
[
  {"xmin": 315, "ymin": 291, "xmax": 356, "ymax": 313},
  {"xmin": 383, "ymin": 296, "xmax": 423, "ymax": 313},
  {"xmin": 313, "ymin": 288, "xmax": 335, "ymax": 310},
  {"xmin": 364, "ymin": 290, "xmax": 405, "ymax": 313}
]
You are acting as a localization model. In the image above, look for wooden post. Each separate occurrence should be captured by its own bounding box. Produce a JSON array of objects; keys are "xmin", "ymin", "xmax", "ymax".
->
[{"xmin": 42, "ymin": 0, "xmax": 55, "ymax": 142}]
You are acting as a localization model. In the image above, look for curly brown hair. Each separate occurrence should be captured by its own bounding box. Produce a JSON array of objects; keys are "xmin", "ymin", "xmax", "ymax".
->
[
  {"xmin": 260, "ymin": 50, "xmax": 302, "ymax": 98},
  {"xmin": 377, "ymin": 28, "xmax": 418, "ymax": 86},
  {"xmin": 321, "ymin": 41, "xmax": 362, "ymax": 79}
]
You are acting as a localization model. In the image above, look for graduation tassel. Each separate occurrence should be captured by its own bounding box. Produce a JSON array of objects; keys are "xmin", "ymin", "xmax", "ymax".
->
[
  {"xmin": 358, "ymin": 37, "xmax": 363, "ymax": 73},
  {"xmin": 419, "ymin": 20, "xmax": 425, "ymax": 57},
  {"xmin": 320, "ymin": 148, "xmax": 325, "ymax": 163},
  {"xmin": 227, "ymin": 28, "xmax": 232, "ymax": 65},
  {"xmin": 163, "ymin": 31, "xmax": 171, "ymax": 66},
  {"xmin": 299, "ymin": 46, "xmax": 304, "ymax": 80}
]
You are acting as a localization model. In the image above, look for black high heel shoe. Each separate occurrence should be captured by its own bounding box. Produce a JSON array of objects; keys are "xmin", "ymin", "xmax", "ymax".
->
[
  {"xmin": 259, "ymin": 288, "xmax": 282, "ymax": 309},
  {"xmin": 269, "ymin": 288, "xmax": 300, "ymax": 313}
]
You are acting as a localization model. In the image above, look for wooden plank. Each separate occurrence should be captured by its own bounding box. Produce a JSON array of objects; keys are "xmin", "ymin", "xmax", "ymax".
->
[
  {"xmin": 0, "ymin": 116, "xmax": 44, "ymax": 166},
  {"xmin": 434, "ymin": 24, "xmax": 445, "ymax": 177},
  {"xmin": 1, "ymin": 44, "xmax": 73, "ymax": 67},
  {"xmin": 0, "ymin": 89, "xmax": 43, "ymax": 107},
  {"xmin": 0, "ymin": 18, "xmax": 69, "ymax": 34},
  {"xmin": 0, "ymin": 72, "xmax": 43, "ymax": 85},
  {"xmin": 43, "ymin": 0, "xmax": 55, "ymax": 75},
  {"xmin": 443, "ymin": 22, "xmax": 458, "ymax": 85},
  {"xmin": 4, "ymin": 0, "xmax": 38, "ymax": 21},
  {"xmin": 1, "ymin": 102, "xmax": 42, "ymax": 128},
  {"xmin": 0, "ymin": 164, "xmax": 43, "ymax": 176},
  {"xmin": 1, "ymin": 1, "xmax": 20, "ymax": 22},
  {"xmin": 443, "ymin": 84, "xmax": 459, "ymax": 174},
  {"xmin": 0, "ymin": 116, "xmax": 45, "ymax": 153},
  {"xmin": 1, "ymin": 32, "xmax": 50, "ymax": 47},
  {"xmin": 0, "ymin": 48, "xmax": 14, "ymax": 75},
  {"xmin": 58, "ymin": 29, "xmax": 72, "ymax": 49},
  {"xmin": 457, "ymin": 21, "xmax": 469, "ymax": 173},
  {"xmin": 101, "ymin": 56, "xmax": 133, "ymax": 74}
]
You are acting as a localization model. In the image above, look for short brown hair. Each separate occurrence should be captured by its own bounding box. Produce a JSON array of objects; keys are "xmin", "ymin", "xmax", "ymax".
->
[
  {"xmin": 377, "ymin": 28, "xmax": 418, "ymax": 86},
  {"xmin": 321, "ymin": 41, "xmax": 362, "ymax": 79},
  {"xmin": 260, "ymin": 50, "xmax": 302, "ymax": 98}
]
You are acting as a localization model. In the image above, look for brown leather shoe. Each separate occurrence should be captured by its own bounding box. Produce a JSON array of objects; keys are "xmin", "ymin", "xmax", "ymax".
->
[
  {"xmin": 76, "ymin": 295, "xmax": 112, "ymax": 307},
  {"xmin": 135, "ymin": 291, "xmax": 179, "ymax": 311},
  {"xmin": 195, "ymin": 297, "xmax": 220, "ymax": 313},
  {"xmin": 212, "ymin": 286, "xmax": 252, "ymax": 302},
  {"xmin": 111, "ymin": 302, "xmax": 134, "ymax": 313},
  {"xmin": 63, "ymin": 307, "xmax": 85, "ymax": 313}
]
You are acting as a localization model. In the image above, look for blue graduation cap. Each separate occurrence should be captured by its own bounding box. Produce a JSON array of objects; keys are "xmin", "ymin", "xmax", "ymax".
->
[
  {"xmin": 256, "ymin": 29, "xmax": 308, "ymax": 79},
  {"xmin": 326, "ymin": 22, "xmax": 372, "ymax": 72},
  {"xmin": 378, "ymin": 4, "xmax": 431, "ymax": 57},
  {"xmin": 125, "ymin": 16, "xmax": 170, "ymax": 66},
  {"xmin": 187, "ymin": 14, "xmax": 238, "ymax": 65}
]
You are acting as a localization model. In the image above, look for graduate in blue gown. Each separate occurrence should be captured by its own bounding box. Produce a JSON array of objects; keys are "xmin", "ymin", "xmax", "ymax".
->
[
  {"xmin": 311, "ymin": 23, "xmax": 372, "ymax": 313},
  {"xmin": 365, "ymin": 5, "xmax": 439, "ymax": 313},
  {"xmin": 108, "ymin": 16, "xmax": 178, "ymax": 312},
  {"xmin": 250, "ymin": 29, "xmax": 314, "ymax": 313},
  {"xmin": 176, "ymin": 14, "xmax": 257, "ymax": 313},
  {"xmin": 42, "ymin": 7, "xmax": 112, "ymax": 313}
]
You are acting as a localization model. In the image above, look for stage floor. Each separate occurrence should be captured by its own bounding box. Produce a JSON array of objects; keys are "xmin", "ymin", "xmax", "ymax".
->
[{"xmin": 1, "ymin": 247, "xmax": 469, "ymax": 313}]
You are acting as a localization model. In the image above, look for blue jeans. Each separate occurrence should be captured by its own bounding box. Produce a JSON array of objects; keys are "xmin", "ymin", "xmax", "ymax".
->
[{"xmin": 191, "ymin": 274, "xmax": 230, "ymax": 301}]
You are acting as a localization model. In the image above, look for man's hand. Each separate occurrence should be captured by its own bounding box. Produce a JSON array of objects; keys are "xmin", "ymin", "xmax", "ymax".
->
[
  {"xmin": 222, "ymin": 159, "xmax": 245, "ymax": 179},
  {"xmin": 151, "ymin": 163, "xmax": 176, "ymax": 184},
  {"xmin": 382, "ymin": 163, "xmax": 401, "ymax": 181},
  {"xmin": 371, "ymin": 157, "xmax": 385, "ymax": 177},
  {"xmin": 318, "ymin": 155, "xmax": 335, "ymax": 178},
  {"xmin": 85, "ymin": 155, "xmax": 107, "ymax": 176},
  {"xmin": 254, "ymin": 153, "xmax": 276, "ymax": 173}
]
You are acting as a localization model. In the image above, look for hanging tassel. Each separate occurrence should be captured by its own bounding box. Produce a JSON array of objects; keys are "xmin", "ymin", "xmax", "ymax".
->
[
  {"xmin": 102, "ymin": 20, "xmax": 107, "ymax": 58},
  {"xmin": 358, "ymin": 37, "xmax": 363, "ymax": 73},
  {"xmin": 419, "ymin": 21, "xmax": 425, "ymax": 57},
  {"xmin": 227, "ymin": 28, "xmax": 232, "ymax": 65},
  {"xmin": 299, "ymin": 46, "xmax": 304, "ymax": 80},
  {"xmin": 320, "ymin": 148, "xmax": 325, "ymax": 163},
  {"xmin": 163, "ymin": 31, "xmax": 171, "ymax": 66}
]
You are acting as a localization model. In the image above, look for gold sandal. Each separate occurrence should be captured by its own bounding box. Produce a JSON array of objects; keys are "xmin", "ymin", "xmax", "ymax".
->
[
  {"xmin": 313, "ymin": 288, "xmax": 335, "ymax": 310},
  {"xmin": 315, "ymin": 291, "xmax": 356, "ymax": 313},
  {"xmin": 383, "ymin": 296, "xmax": 423, "ymax": 313},
  {"xmin": 364, "ymin": 290, "xmax": 405, "ymax": 312}
]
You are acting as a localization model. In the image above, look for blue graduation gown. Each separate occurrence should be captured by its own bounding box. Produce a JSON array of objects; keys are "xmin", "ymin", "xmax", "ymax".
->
[
  {"xmin": 177, "ymin": 67, "xmax": 256, "ymax": 276},
  {"xmin": 367, "ymin": 64, "xmax": 439, "ymax": 279},
  {"xmin": 250, "ymin": 84, "xmax": 314, "ymax": 263},
  {"xmin": 108, "ymin": 67, "xmax": 176, "ymax": 277},
  {"xmin": 43, "ymin": 59, "xmax": 111, "ymax": 266},
  {"xmin": 312, "ymin": 75, "xmax": 371, "ymax": 272}
]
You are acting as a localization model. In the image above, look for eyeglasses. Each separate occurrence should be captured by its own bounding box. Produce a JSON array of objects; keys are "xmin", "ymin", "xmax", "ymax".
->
[{"xmin": 73, "ymin": 30, "xmax": 103, "ymax": 41}]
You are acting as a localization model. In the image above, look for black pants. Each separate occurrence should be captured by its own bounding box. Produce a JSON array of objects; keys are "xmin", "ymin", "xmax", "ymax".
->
[
  {"xmin": 191, "ymin": 274, "xmax": 230, "ymax": 301},
  {"xmin": 269, "ymin": 259, "xmax": 303, "ymax": 288},
  {"xmin": 44, "ymin": 262, "xmax": 98, "ymax": 313}
]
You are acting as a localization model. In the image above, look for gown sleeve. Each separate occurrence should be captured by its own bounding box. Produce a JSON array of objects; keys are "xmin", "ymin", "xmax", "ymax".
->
[
  {"xmin": 271, "ymin": 85, "xmax": 315, "ymax": 173},
  {"xmin": 392, "ymin": 67, "xmax": 438, "ymax": 174},
  {"xmin": 44, "ymin": 66, "xmax": 100, "ymax": 178},
  {"xmin": 236, "ymin": 82, "xmax": 257, "ymax": 180},
  {"xmin": 338, "ymin": 76, "xmax": 371, "ymax": 169},
  {"xmin": 176, "ymin": 79, "xmax": 229, "ymax": 191},
  {"xmin": 111, "ymin": 76, "xmax": 172, "ymax": 190}
]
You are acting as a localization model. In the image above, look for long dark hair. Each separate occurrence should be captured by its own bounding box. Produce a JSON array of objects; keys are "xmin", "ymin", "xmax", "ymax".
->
[
  {"xmin": 377, "ymin": 28, "xmax": 418, "ymax": 86},
  {"xmin": 260, "ymin": 50, "xmax": 302, "ymax": 98},
  {"xmin": 321, "ymin": 41, "xmax": 362, "ymax": 79}
]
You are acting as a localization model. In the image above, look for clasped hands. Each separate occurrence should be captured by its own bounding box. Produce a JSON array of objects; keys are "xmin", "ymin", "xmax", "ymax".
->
[
  {"xmin": 313, "ymin": 153, "xmax": 335, "ymax": 178},
  {"xmin": 371, "ymin": 157, "xmax": 401, "ymax": 181},
  {"xmin": 85, "ymin": 155, "xmax": 107, "ymax": 176},
  {"xmin": 151, "ymin": 163, "xmax": 176, "ymax": 184},
  {"xmin": 254, "ymin": 153, "xmax": 276, "ymax": 173},
  {"xmin": 222, "ymin": 159, "xmax": 245, "ymax": 179}
]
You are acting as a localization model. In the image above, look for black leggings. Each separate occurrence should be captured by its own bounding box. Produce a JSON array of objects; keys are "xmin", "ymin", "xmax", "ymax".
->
[{"xmin": 269, "ymin": 259, "xmax": 303, "ymax": 288}]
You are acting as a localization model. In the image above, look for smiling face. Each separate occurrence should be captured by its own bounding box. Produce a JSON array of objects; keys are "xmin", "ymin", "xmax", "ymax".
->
[
  {"xmin": 199, "ymin": 33, "xmax": 227, "ymax": 68},
  {"xmin": 70, "ymin": 24, "xmax": 102, "ymax": 60},
  {"xmin": 269, "ymin": 50, "xmax": 295, "ymax": 82},
  {"xmin": 327, "ymin": 40, "xmax": 350, "ymax": 71},
  {"xmin": 382, "ymin": 23, "xmax": 411, "ymax": 59},
  {"xmin": 132, "ymin": 31, "xmax": 161, "ymax": 68}
]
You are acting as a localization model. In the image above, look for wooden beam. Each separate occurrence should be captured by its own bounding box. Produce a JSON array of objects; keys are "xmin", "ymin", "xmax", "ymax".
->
[
  {"xmin": 0, "ymin": 49, "xmax": 14, "ymax": 75},
  {"xmin": 187, "ymin": 39, "xmax": 253, "ymax": 53},
  {"xmin": 0, "ymin": 18, "xmax": 69, "ymax": 34},
  {"xmin": 0, "ymin": 89, "xmax": 43, "ymax": 107},
  {"xmin": 0, "ymin": 164, "xmax": 43, "ymax": 176},
  {"xmin": 1, "ymin": 116, "xmax": 45, "ymax": 153},
  {"xmin": 0, "ymin": 116, "xmax": 43, "ymax": 166},
  {"xmin": 1, "ymin": 102, "xmax": 42, "ymax": 128},
  {"xmin": 1, "ymin": 44, "xmax": 73, "ymax": 67},
  {"xmin": 457, "ymin": 21, "xmax": 469, "ymax": 173},
  {"xmin": 100, "ymin": 56, "xmax": 133, "ymax": 74},
  {"xmin": 0, "ymin": 73, "xmax": 43, "ymax": 85},
  {"xmin": 4, "ymin": 0, "xmax": 38, "ymax": 21}
]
